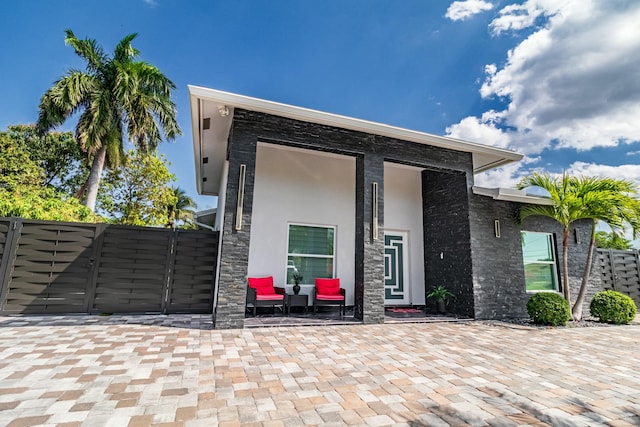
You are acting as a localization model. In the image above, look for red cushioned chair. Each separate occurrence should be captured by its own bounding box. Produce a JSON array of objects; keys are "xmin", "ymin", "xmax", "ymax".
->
[
  {"xmin": 313, "ymin": 278, "xmax": 346, "ymax": 319},
  {"xmin": 246, "ymin": 276, "xmax": 285, "ymax": 316}
]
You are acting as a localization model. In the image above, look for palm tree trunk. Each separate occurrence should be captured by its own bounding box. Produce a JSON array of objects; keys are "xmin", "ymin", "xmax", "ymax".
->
[
  {"xmin": 83, "ymin": 147, "xmax": 107, "ymax": 212},
  {"xmin": 572, "ymin": 220, "xmax": 597, "ymax": 320},
  {"xmin": 73, "ymin": 179, "xmax": 88, "ymax": 200},
  {"xmin": 562, "ymin": 227, "xmax": 571, "ymax": 303}
]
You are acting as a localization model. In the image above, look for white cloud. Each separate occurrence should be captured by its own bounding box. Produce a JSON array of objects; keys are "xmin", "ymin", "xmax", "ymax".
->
[
  {"xmin": 447, "ymin": 1, "xmax": 640, "ymax": 157},
  {"xmin": 446, "ymin": 0, "xmax": 494, "ymax": 21},
  {"xmin": 446, "ymin": 110, "xmax": 511, "ymax": 148},
  {"xmin": 475, "ymin": 160, "xmax": 640, "ymax": 192},
  {"xmin": 143, "ymin": 0, "xmax": 157, "ymax": 6},
  {"xmin": 566, "ymin": 162, "xmax": 640, "ymax": 185},
  {"xmin": 489, "ymin": 0, "xmax": 559, "ymax": 35}
]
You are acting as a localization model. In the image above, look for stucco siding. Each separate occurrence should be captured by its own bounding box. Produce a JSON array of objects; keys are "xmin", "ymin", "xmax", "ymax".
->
[
  {"xmin": 248, "ymin": 143, "xmax": 356, "ymax": 304},
  {"xmin": 383, "ymin": 163, "xmax": 426, "ymax": 305}
]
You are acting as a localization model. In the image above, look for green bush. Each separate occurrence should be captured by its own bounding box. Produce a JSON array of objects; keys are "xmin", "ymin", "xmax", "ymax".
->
[
  {"xmin": 526, "ymin": 292, "xmax": 571, "ymax": 326},
  {"xmin": 590, "ymin": 290, "xmax": 637, "ymax": 325}
]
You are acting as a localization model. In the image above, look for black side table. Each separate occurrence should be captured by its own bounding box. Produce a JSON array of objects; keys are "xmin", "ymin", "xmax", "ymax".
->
[{"xmin": 286, "ymin": 294, "xmax": 308, "ymax": 315}]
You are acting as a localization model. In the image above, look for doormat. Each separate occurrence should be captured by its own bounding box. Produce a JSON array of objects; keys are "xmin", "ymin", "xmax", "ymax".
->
[{"xmin": 385, "ymin": 307, "xmax": 425, "ymax": 318}]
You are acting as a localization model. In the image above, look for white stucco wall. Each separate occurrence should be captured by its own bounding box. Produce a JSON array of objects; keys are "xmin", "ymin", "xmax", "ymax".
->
[
  {"xmin": 248, "ymin": 143, "xmax": 356, "ymax": 304},
  {"xmin": 384, "ymin": 163, "xmax": 426, "ymax": 305}
]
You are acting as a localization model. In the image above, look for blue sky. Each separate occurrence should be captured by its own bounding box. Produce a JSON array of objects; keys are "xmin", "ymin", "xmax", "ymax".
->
[{"xmin": 2, "ymin": 0, "xmax": 640, "ymax": 212}]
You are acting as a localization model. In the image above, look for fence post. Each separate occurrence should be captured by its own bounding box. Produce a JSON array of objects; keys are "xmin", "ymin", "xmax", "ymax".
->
[
  {"xmin": 161, "ymin": 228, "xmax": 178, "ymax": 314},
  {"xmin": 608, "ymin": 249, "xmax": 617, "ymax": 291},
  {"xmin": 0, "ymin": 218, "xmax": 22, "ymax": 313},
  {"xmin": 85, "ymin": 223, "xmax": 106, "ymax": 313}
]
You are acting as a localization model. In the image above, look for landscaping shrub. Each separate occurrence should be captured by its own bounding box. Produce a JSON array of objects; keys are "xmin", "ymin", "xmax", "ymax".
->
[
  {"xmin": 590, "ymin": 290, "xmax": 637, "ymax": 325},
  {"xmin": 526, "ymin": 292, "xmax": 571, "ymax": 326}
]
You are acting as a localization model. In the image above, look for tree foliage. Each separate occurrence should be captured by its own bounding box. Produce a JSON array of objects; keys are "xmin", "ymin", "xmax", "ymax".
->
[
  {"xmin": 0, "ymin": 128, "xmax": 94, "ymax": 222},
  {"xmin": 518, "ymin": 172, "xmax": 640, "ymax": 320},
  {"xmin": 37, "ymin": 29, "xmax": 181, "ymax": 212},
  {"xmin": 3, "ymin": 124, "xmax": 88, "ymax": 194},
  {"xmin": 167, "ymin": 187, "xmax": 197, "ymax": 229},
  {"xmin": 0, "ymin": 187, "xmax": 93, "ymax": 222},
  {"xmin": 0, "ymin": 130, "xmax": 42, "ymax": 189},
  {"xmin": 98, "ymin": 150, "xmax": 176, "ymax": 226},
  {"xmin": 595, "ymin": 231, "xmax": 633, "ymax": 250}
]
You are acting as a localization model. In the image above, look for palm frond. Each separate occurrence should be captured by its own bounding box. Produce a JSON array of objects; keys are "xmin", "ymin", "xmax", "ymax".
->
[
  {"xmin": 113, "ymin": 33, "xmax": 139, "ymax": 63},
  {"xmin": 36, "ymin": 71, "xmax": 98, "ymax": 134},
  {"xmin": 64, "ymin": 29, "xmax": 107, "ymax": 73}
]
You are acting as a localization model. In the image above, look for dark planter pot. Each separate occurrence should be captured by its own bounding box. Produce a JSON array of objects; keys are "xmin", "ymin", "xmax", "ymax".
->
[
  {"xmin": 436, "ymin": 300, "xmax": 446, "ymax": 314},
  {"xmin": 293, "ymin": 283, "xmax": 301, "ymax": 295}
]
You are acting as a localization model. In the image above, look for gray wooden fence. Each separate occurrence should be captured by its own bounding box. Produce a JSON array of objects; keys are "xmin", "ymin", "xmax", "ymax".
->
[
  {"xmin": 0, "ymin": 217, "xmax": 219, "ymax": 315},
  {"xmin": 596, "ymin": 248, "xmax": 640, "ymax": 306}
]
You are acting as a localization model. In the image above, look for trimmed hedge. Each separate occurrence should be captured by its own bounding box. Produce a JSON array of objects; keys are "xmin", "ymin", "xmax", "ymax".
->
[
  {"xmin": 590, "ymin": 290, "xmax": 637, "ymax": 325},
  {"xmin": 526, "ymin": 292, "xmax": 571, "ymax": 326}
]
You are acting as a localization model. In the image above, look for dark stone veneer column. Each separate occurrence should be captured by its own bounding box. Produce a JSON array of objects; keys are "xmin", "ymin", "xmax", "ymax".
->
[
  {"xmin": 354, "ymin": 153, "xmax": 385, "ymax": 323},
  {"xmin": 213, "ymin": 126, "xmax": 257, "ymax": 329},
  {"xmin": 422, "ymin": 169, "xmax": 475, "ymax": 317}
]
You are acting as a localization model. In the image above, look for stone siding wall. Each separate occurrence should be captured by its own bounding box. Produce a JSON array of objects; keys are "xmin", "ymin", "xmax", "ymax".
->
[
  {"xmin": 214, "ymin": 129, "xmax": 257, "ymax": 329},
  {"xmin": 468, "ymin": 193, "xmax": 599, "ymax": 319},
  {"xmin": 422, "ymin": 170, "xmax": 475, "ymax": 317}
]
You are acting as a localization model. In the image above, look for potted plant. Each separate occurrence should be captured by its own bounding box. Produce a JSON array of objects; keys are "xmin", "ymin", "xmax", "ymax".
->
[
  {"xmin": 292, "ymin": 273, "xmax": 303, "ymax": 295},
  {"xmin": 427, "ymin": 285, "xmax": 454, "ymax": 314}
]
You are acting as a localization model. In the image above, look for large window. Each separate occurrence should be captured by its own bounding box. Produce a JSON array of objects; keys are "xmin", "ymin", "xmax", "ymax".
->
[
  {"xmin": 287, "ymin": 224, "xmax": 335, "ymax": 285},
  {"xmin": 521, "ymin": 231, "xmax": 559, "ymax": 292}
]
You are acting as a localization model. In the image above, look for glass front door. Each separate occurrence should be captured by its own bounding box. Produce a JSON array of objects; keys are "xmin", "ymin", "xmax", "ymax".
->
[{"xmin": 384, "ymin": 232, "xmax": 409, "ymax": 305}]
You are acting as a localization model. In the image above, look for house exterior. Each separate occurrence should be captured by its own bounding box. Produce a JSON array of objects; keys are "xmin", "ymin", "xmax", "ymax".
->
[{"xmin": 189, "ymin": 86, "xmax": 600, "ymax": 330}]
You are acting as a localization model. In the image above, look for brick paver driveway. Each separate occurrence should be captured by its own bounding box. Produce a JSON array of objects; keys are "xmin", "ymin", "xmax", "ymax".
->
[{"xmin": 1, "ymin": 317, "xmax": 639, "ymax": 427}]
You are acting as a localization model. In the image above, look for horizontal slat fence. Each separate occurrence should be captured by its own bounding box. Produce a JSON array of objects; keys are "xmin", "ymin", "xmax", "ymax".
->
[
  {"xmin": 0, "ymin": 217, "xmax": 218, "ymax": 315},
  {"xmin": 167, "ymin": 230, "xmax": 219, "ymax": 313},
  {"xmin": 92, "ymin": 226, "xmax": 173, "ymax": 314},
  {"xmin": 2, "ymin": 222, "xmax": 96, "ymax": 313},
  {"xmin": 597, "ymin": 248, "xmax": 640, "ymax": 307}
]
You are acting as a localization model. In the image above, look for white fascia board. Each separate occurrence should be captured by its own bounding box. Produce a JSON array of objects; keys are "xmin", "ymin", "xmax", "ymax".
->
[
  {"xmin": 195, "ymin": 208, "xmax": 217, "ymax": 216},
  {"xmin": 189, "ymin": 95, "xmax": 204, "ymax": 195},
  {"xmin": 473, "ymin": 186, "xmax": 554, "ymax": 205},
  {"xmin": 188, "ymin": 85, "xmax": 523, "ymax": 173}
]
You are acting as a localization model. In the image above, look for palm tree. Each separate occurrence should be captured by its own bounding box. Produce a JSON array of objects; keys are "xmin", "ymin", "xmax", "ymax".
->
[
  {"xmin": 167, "ymin": 187, "xmax": 197, "ymax": 228},
  {"xmin": 518, "ymin": 172, "xmax": 640, "ymax": 319},
  {"xmin": 37, "ymin": 29, "xmax": 181, "ymax": 212},
  {"xmin": 571, "ymin": 178, "xmax": 640, "ymax": 319}
]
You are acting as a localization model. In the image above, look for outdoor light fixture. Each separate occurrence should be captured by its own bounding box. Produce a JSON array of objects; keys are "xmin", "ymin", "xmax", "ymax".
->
[
  {"xmin": 202, "ymin": 117, "xmax": 211, "ymax": 130},
  {"xmin": 235, "ymin": 164, "xmax": 246, "ymax": 231},
  {"xmin": 218, "ymin": 105, "xmax": 229, "ymax": 117},
  {"xmin": 494, "ymin": 220, "xmax": 501, "ymax": 238},
  {"xmin": 574, "ymin": 227, "xmax": 580, "ymax": 244},
  {"xmin": 372, "ymin": 182, "xmax": 379, "ymax": 240}
]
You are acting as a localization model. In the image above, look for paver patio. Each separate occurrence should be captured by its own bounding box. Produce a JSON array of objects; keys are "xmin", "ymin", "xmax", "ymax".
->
[{"xmin": 1, "ymin": 315, "xmax": 639, "ymax": 426}]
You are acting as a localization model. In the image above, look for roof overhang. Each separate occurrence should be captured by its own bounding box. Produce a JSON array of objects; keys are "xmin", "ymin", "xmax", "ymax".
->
[
  {"xmin": 189, "ymin": 85, "xmax": 524, "ymax": 196},
  {"xmin": 473, "ymin": 186, "xmax": 554, "ymax": 205}
]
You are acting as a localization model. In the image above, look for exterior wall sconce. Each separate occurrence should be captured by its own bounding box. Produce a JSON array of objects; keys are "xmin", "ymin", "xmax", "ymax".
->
[
  {"xmin": 574, "ymin": 227, "xmax": 580, "ymax": 244},
  {"xmin": 372, "ymin": 182, "xmax": 379, "ymax": 240},
  {"xmin": 494, "ymin": 220, "xmax": 501, "ymax": 238},
  {"xmin": 218, "ymin": 105, "xmax": 229, "ymax": 117},
  {"xmin": 235, "ymin": 164, "xmax": 246, "ymax": 231}
]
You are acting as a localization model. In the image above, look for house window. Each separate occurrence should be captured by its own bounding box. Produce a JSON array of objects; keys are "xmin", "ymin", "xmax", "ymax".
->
[
  {"xmin": 287, "ymin": 224, "xmax": 335, "ymax": 284},
  {"xmin": 521, "ymin": 231, "xmax": 558, "ymax": 292}
]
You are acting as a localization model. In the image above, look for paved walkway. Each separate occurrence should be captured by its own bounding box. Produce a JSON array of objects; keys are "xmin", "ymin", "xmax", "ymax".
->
[{"xmin": 1, "ymin": 316, "xmax": 640, "ymax": 426}]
